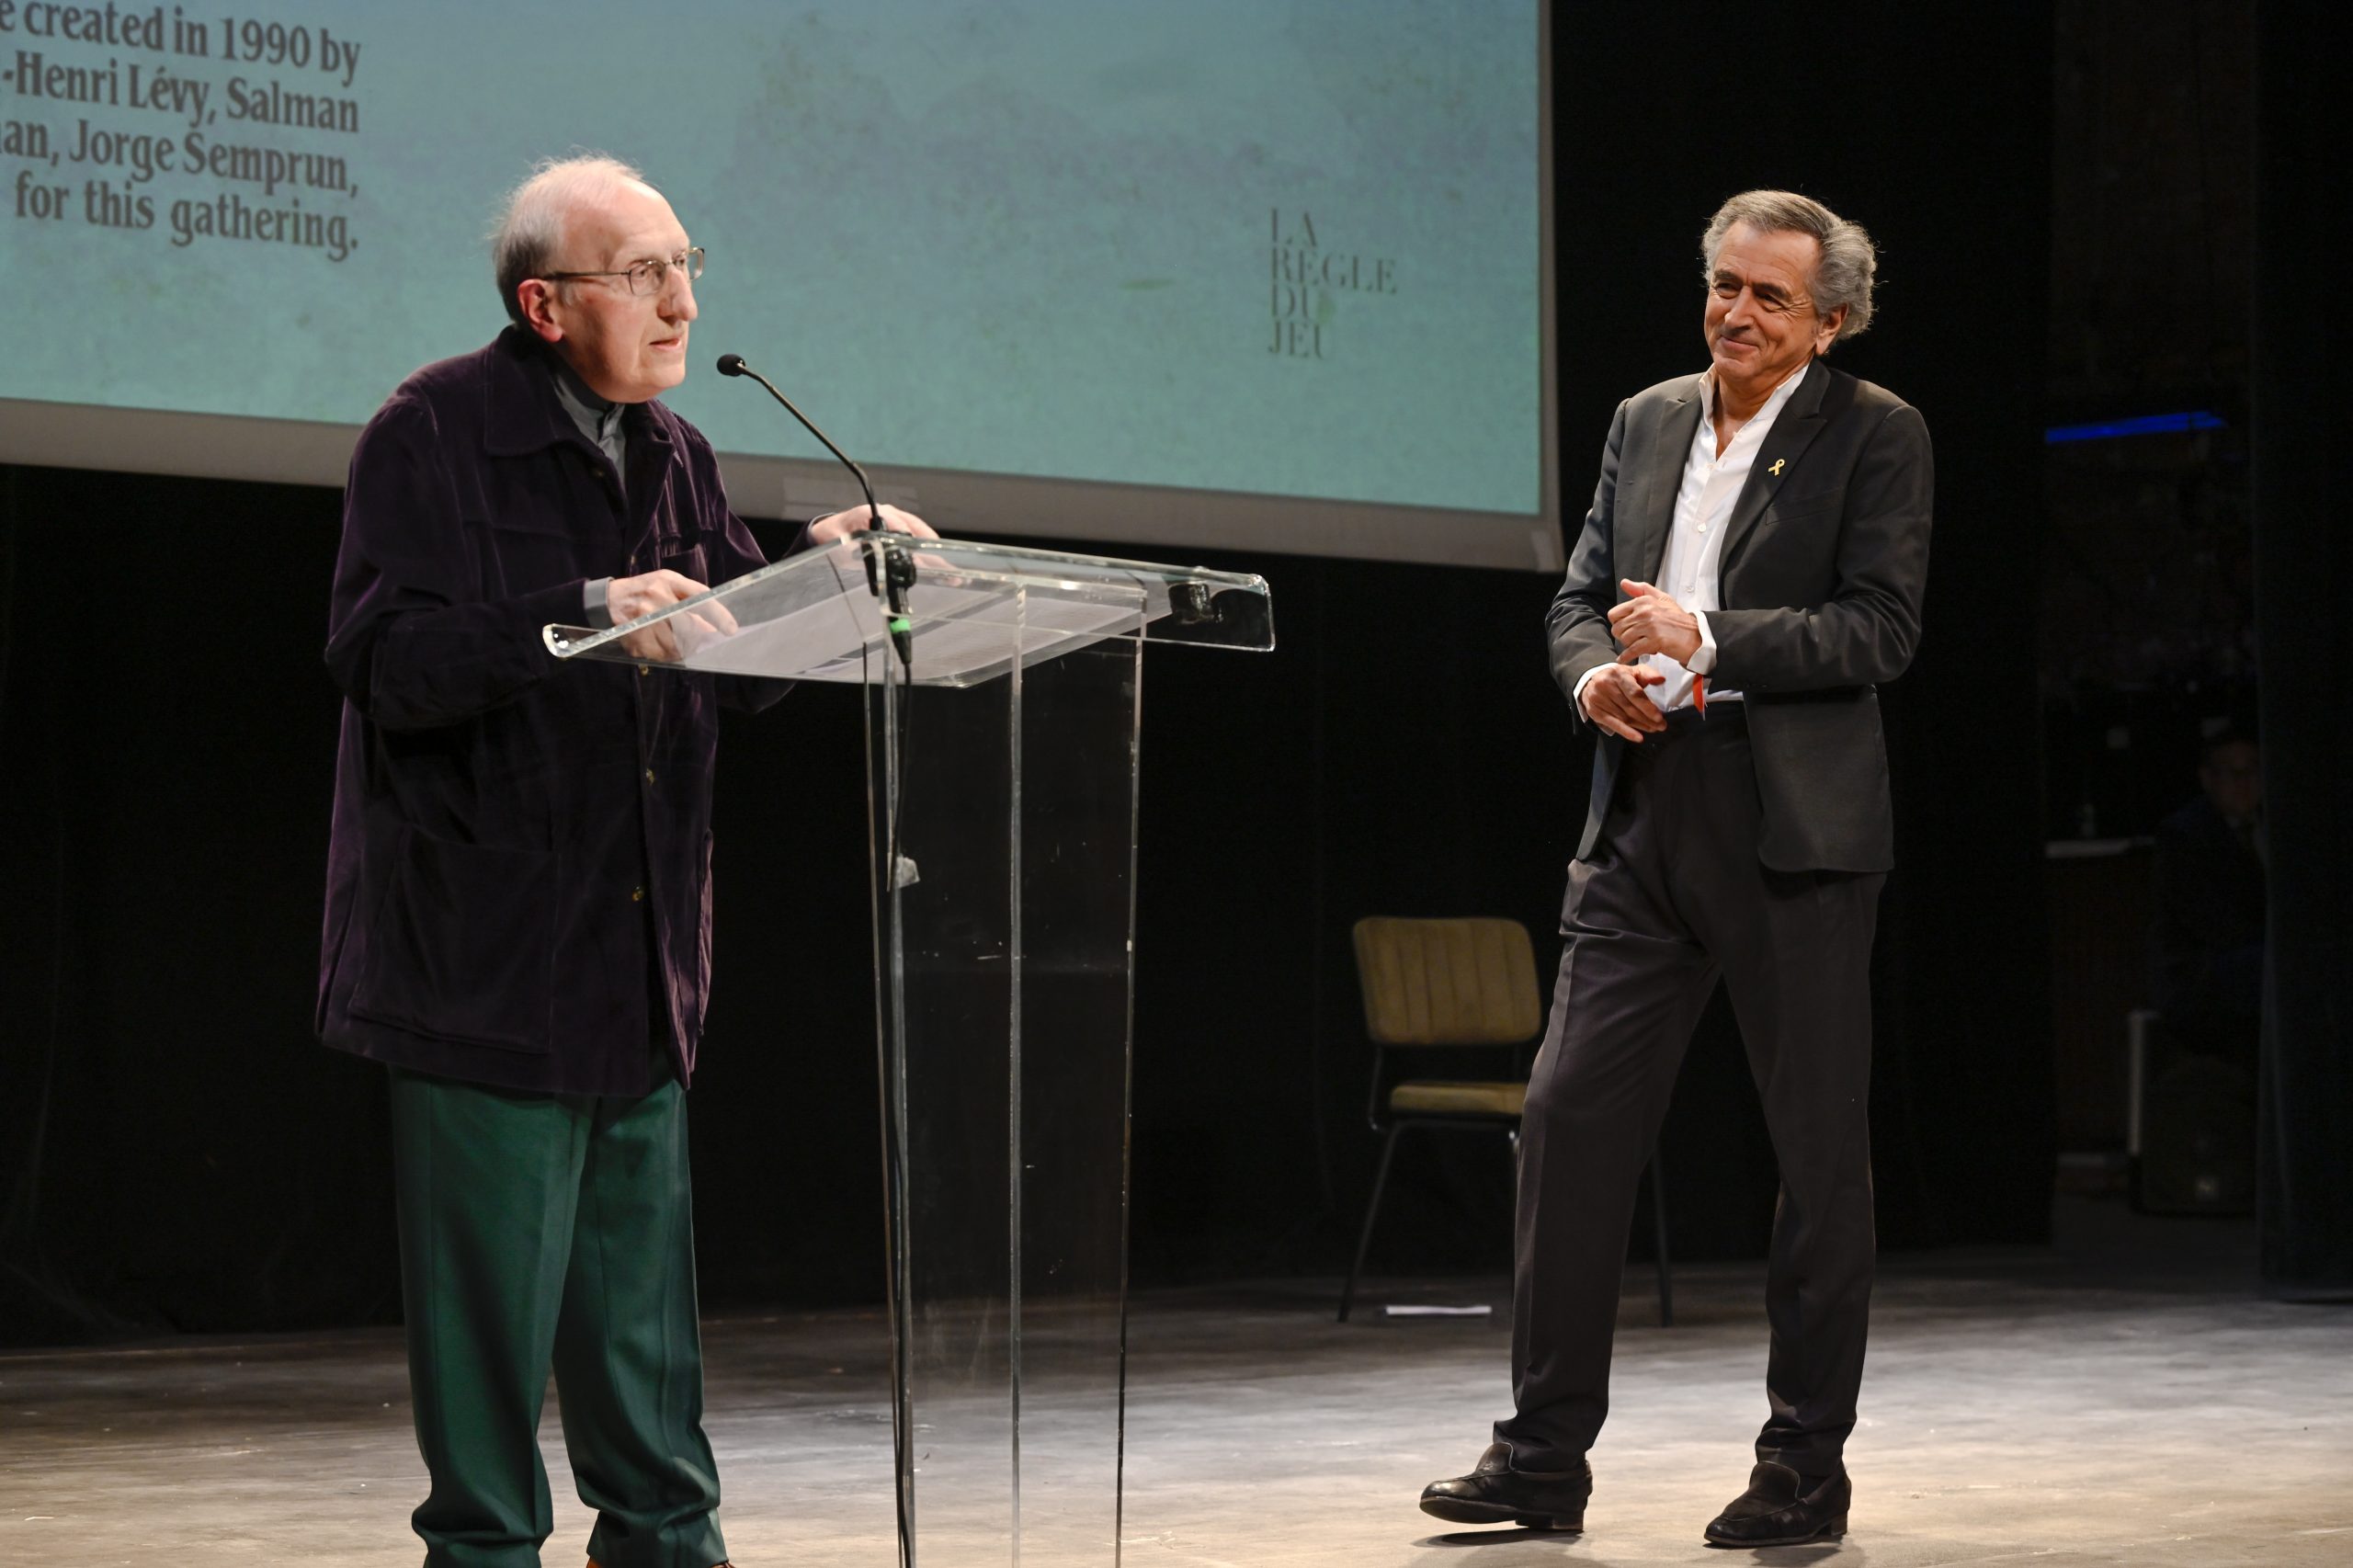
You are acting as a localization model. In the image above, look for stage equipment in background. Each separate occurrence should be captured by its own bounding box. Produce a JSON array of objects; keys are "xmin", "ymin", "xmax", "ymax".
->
[
  {"xmin": 2125, "ymin": 1007, "xmax": 2257, "ymax": 1216},
  {"xmin": 1338, "ymin": 916, "xmax": 1672, "ymax": 1327},
  {"xmin": 549, "ymin": 533, "xmax": 1271, "ymax": 1565},
  {"xmin": 2043, "ymin": 411, "xmax": 2229, "ymax": 444}
]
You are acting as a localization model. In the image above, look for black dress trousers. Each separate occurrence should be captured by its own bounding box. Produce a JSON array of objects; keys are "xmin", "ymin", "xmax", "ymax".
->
[{"xmin": 1496, "ymin": 704, "xmax": 1883, "ymax": 1480}]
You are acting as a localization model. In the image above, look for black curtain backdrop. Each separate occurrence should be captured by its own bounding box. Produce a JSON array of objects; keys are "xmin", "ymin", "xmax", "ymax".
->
[
  {"xmin": 0, "ymin": 3, "xmax": 2055, "ymax": 1345},
  {"xmin": 2251, "ymin": 2, "xmax": 2352, "ymax": 1299}
]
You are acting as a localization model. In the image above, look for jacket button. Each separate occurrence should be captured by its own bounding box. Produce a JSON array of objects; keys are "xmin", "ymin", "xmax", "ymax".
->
[
  {"xmin": 631, "ymin": 886, "xmax": 644, "ymax": 902},
  {"xmin": 638, "ymin": 665, "xmax": 651, "ymax": 676},
  {"xmin": 644, "ymin": 768, "xmax": 656, "ymax": 784}
]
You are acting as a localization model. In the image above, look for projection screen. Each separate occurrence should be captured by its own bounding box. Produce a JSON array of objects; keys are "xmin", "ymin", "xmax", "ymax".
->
[{"xmin": 0, "ymin": 0, "xmax": 1557, "ymax": 569}]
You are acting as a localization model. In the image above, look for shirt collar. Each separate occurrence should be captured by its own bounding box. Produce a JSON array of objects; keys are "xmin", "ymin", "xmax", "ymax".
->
[
  {"xmin": 548, "ymin": 350, "xmax": 627, "ymax": 449},
  {"xmin": 480, "ymin": 326, "xmax": 676, "ymax": 458},
  {"xmin": 1699, "ymin": 357, "xmax": 1813, "ymax": 426}
]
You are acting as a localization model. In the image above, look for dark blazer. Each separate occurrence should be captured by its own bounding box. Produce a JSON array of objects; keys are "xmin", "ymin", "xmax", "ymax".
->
[
  {"xmin": 317, "ymin": 328, "xmax": 785, "ymax": 1096},
  {"xmin": 1549, "ymin": 361, "xmax": 1933, "ymax": 873}
]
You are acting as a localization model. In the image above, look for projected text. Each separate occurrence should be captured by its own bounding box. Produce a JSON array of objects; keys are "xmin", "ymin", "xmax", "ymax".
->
[{"xmin": 1, "ymin": 1, "xmax": 363, "ymax": 261}]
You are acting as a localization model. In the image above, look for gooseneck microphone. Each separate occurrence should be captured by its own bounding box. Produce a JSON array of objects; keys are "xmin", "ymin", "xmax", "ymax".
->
[
  {"xmin": 713, "ymin": 353, "xmax": 879, "ymax": 528},
  {"xmin": 715, "ymin": 352, "xmax": 912, "ymax": 665}
]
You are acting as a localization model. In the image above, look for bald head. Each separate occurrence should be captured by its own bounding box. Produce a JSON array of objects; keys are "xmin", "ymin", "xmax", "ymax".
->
[{"xmin": 492, "ymin": 153, "xmax": 654, "ymax": 327}]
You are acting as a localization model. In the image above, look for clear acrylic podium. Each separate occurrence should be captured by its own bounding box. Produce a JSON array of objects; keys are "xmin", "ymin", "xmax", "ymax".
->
[{"xmin": 548, "ymin": 534, "xmax": 1273, "ymax": 1566}]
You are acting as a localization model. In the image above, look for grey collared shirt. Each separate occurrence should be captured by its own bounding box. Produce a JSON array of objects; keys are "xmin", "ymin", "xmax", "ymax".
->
[{"xmin": 550, "ymin": 355, "xmax": 629, "ymax": 629}]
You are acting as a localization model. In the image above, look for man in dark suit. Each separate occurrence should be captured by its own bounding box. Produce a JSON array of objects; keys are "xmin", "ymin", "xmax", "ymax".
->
[{"xmin": 1421, "ymin": 190, "xmax": 1932, "ymax": 1547}]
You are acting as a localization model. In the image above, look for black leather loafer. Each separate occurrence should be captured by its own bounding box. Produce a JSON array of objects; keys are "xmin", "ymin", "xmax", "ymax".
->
[
  {"xmin": 1419, "ymin": 1441, "xmax": 1592, "ymax": 1531},
  {"xmin": 1703, "ymin": 1460, "xmax": 1850, "ymax": 1547}
]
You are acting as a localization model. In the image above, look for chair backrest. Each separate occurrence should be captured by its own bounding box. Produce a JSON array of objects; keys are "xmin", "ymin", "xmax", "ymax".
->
[{"xmin": 1351, "ymin": 917, "xmax": 1543, "ymax": 1047}]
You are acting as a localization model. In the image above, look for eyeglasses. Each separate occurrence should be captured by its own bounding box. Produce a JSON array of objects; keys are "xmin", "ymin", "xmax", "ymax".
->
[{"xmin": 540, "ymin": 246, "xmax": 706, "ymax": 297}]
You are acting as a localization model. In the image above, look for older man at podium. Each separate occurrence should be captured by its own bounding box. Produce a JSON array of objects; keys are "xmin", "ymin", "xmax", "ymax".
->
[{"xmin": 317, "ymin": 153, "xmax": 926, "ymax": 1568}]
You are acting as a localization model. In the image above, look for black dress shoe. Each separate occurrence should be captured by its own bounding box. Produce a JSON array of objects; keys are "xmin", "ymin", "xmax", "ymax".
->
[
  {"xmin": 1419, "ymin": 1441, "xmax": 1591, "ymax": 1531},
  {"xmin": 1702, "ymin": 1460, "xmax": 1850, "ymax": 1547}
]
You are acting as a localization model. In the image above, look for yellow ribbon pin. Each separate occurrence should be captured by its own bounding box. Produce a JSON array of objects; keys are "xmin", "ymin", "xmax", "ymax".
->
[{"xmin": 1769, "ymin": 459, "xmax": 1785, "ymax": 476}]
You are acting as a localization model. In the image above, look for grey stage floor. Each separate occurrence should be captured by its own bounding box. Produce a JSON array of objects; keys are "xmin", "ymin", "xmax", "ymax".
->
[{"xmin": 4, "ymin": 1197, "xmax": 2348, "ymax": 1566}]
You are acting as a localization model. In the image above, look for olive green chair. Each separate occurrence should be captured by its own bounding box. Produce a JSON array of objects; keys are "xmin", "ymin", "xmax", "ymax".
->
[{"xmin": 1338, "ymin": 915, "xmax": 1671, "ymax": 1325}]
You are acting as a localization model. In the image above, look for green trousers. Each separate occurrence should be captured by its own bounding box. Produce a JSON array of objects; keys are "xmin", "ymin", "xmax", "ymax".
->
[{"xmin": 388, "ymin": 1066, "xmax": 727, "ymax": 1568}]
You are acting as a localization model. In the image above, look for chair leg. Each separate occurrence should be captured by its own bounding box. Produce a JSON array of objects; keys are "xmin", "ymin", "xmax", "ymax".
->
[
  {"xmin": 1338, "ymin": 1123, "xmax": 1406, "ymax": 1324},
  {"xmin": 1646, "ymin": 1141, "xmax": 1673, "ymax": 1327}
]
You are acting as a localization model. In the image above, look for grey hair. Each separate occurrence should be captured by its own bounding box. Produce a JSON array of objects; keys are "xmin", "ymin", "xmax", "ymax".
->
[
  {"xmin": 491, "ymin": 153, "xmax": 648, "ymax": 327},
  {"xmin": 1700, "ymin": 189, "xmax": 1878, "ymax": 343}
]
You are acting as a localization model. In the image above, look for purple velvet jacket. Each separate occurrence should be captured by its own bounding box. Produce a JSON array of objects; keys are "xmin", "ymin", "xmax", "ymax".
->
[{"xmin": 317, "ymin": 327, "xmax": 786, "ymax": 1096}]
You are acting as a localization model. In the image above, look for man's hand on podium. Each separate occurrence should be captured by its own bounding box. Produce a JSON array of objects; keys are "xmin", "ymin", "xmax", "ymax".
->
[
  {"xmin": 808, "ymin": 503, "xmax": 938, "ymax": 544},
  {"xmin": 607, "ymin": 568, "xmax": 740, "ymax": 663}
]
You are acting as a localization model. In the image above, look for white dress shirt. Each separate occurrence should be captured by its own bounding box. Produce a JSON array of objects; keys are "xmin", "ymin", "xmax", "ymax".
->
[{"xmin": 1577, "ymin": 359, "xmax": 1813, "ymax": 716}]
